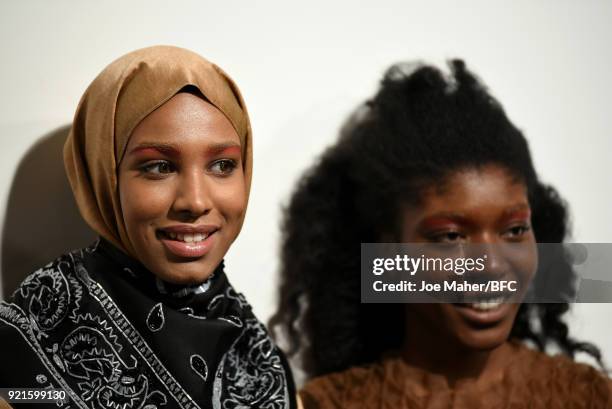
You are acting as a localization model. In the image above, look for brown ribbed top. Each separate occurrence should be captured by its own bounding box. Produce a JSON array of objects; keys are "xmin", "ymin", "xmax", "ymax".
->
[{"xmin": 300, "ymin": 342, "xmax": 612, "ymax": 409}]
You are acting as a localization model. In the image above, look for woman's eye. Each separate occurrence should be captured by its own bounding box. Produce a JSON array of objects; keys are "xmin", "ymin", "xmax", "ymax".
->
[
  {"xmin": 140, "ymin": 161, "xmax": 175, "ymax": 176},
  {"xmin": 209, "ymin": 159, "xmax": 237, "ymax": 176},
  {"xmin": 504, "ymin": 225, "xmax": 531, "ymax": 239},
  {"xmin": 431, "ymin": 231, "xmax": 465, "ymax": 243}
]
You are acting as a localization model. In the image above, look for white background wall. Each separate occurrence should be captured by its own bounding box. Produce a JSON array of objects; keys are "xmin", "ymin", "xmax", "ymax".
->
[{"xmin": 1, "ymin": 0, "xmax": 610, "ymax": 370}]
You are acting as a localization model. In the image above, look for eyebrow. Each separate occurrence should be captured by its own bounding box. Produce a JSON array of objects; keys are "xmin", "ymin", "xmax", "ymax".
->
[
  {"xmin": 501, "ymin": 204, "xmax": 531, "ymax": 218},
  {"xmin": 206, "ymin": 142, "xmax": 241, "ymax": 156},
  {"xmin": 129, "ymin": 142, "xmax": 241, "ymax": 157},
  {"xmin": 130, "ymin": 143, "xmax": 180, "ymax": 157},
  {"xmin": 419, "ymin": 204, "xmax": 531, "ymax": 226},
  {"xmin": 417, "ymin": 213, "xmax": 471, "ymax": 229},
  {"xmin": 422, "ymin": 212, "xmax": 468, "ymax": 222}
]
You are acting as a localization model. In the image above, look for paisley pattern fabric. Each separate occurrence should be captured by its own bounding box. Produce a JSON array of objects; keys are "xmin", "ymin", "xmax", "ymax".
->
[{"xmin": 0, "ymin": 240, "xmax": 295, "ymax": 409}]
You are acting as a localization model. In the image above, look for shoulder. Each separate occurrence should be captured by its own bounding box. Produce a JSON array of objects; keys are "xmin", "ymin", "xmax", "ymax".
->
[
  {"xmin": 517, "ymin": 345, "xmax": 612, "ymax": 403},
  {"xmin": 478, "ymin": 343, "xmax": 612, "ymax": 407},
  {"xmin": 3, "ymin": 244, "xmax": 98, "ymax": 302},
  {"xmin": 299, "ymin": 359, "xmax": 391, "ymax": 409},
  {"xmin": 3, "ymin": 251, "xmax": 81, "ymax": 300},
  {"xmin": 0, "ymin": 249, "xmax": 87, "ymax": 334},
  {"xmin": 0, "ymin": 252, "xmax": 78, "ymax": 384}
]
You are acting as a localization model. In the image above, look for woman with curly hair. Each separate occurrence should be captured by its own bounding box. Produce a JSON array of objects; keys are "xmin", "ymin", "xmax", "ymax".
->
[{"xmin": 270, "ymin": 60, "xmax": 611, "ymax": 408}]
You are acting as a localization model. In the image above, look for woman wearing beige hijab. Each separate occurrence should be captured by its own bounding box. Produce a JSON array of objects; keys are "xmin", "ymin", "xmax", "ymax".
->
[{"xmin": 0, "ymin": 46, "xmax": 296, "ymax": 409}]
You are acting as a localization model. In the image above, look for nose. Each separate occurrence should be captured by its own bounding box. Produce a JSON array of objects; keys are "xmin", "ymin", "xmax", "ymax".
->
[
  {"xmin": 470, "ymin": 233, "xmax": 512, "ymax": 279},
  {"xmin": 171, "ymin": 170, "xmax": 212, "ymax": 220},
  {"xmin": 481, "ymin": 243, "xmax": 512, "ymax": 279}
]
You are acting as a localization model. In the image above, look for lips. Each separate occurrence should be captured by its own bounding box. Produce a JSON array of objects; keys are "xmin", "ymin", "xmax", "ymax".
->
[{"xmin": 157, "ymin": 225, "xmax": 218, "ymax": 258}]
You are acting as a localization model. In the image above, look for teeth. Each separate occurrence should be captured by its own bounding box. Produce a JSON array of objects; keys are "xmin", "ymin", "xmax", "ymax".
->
[
  {"xmin": 166, "ymin": 232, "xmax": 209, "ymax": 243},
  {"xmin": 469, "ymin": 297, "xmax": 505, "ymax": 311}
]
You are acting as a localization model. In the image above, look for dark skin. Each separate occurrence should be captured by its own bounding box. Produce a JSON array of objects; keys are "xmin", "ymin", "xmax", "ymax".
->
[
  {"xmin": 400, "ymin": 165, "xmax": 538, "ymax": 387},
  {"xmin": 118, "ymin": 92, "xmax": 247, "ymax": 285}
]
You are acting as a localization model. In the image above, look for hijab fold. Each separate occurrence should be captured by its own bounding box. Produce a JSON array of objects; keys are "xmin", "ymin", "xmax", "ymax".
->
[{"xmin": 64, "ymin": 45, "xmax": 253, "ymax": 257}]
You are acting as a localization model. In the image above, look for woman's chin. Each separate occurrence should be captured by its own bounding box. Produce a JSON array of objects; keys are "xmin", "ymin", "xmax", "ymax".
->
[
  {"xmin": 455, "ymin": 327, "xmax": 512, "ymax": 351},
  {"xmin": 135, "ymin": 238, "xmax": 222, "ymax": 285},
  {"xmin": 149, "ymin": 260, "xmax": 217, "ymax": 285},
  {"xmin": 444, "ymin": 303, "xmax": 518, "ymax": 351},
  {"xmin": 453, "ymin": 319, "xmax": 515, "ymax": 351}
]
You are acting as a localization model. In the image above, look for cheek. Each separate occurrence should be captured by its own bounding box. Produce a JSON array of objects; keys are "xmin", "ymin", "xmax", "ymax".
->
[
  {"xmin": 213, "ymin": 179, "xmax": 247, "ymax": 223},
  {"xmin": 410, "ymin": 304, "xmax": 453, "ymax": 332},
  {"xmin": 120, "ymin": 179, "xmax": 175, "ymax": 231},
  {"xmin": 512, "ymin": 236, "xmax": 538, "ymax": 282}
]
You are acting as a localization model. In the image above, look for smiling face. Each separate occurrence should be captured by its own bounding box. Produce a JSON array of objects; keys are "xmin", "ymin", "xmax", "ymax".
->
[
  {"xmin": 118, "ymin": 92, "xmax": 247, "ymax": 284},
  {"xmin": 401, "ymin": 165, "xmax": 537, "ymax": 351}
]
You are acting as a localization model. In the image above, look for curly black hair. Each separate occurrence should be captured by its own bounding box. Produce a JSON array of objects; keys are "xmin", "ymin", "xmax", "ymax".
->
[{"xmin": 269, "ymin": 60, "xmax": 604, "ymax": 379}]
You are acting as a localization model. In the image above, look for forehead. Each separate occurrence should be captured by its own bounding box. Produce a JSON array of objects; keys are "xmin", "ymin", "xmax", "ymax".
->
[
  {"xmin": 411, "ymin": 165, "xmax": 529, "ymax": 216},
  {"xmin": 126, "ymin": 92, "xmax": 240, "ymax": 149}
]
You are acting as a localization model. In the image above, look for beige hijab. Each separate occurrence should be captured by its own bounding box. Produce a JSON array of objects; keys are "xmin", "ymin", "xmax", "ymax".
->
[{"xmin": 64, "ymin": 45, "xmax": 252, "ymax": 258}]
